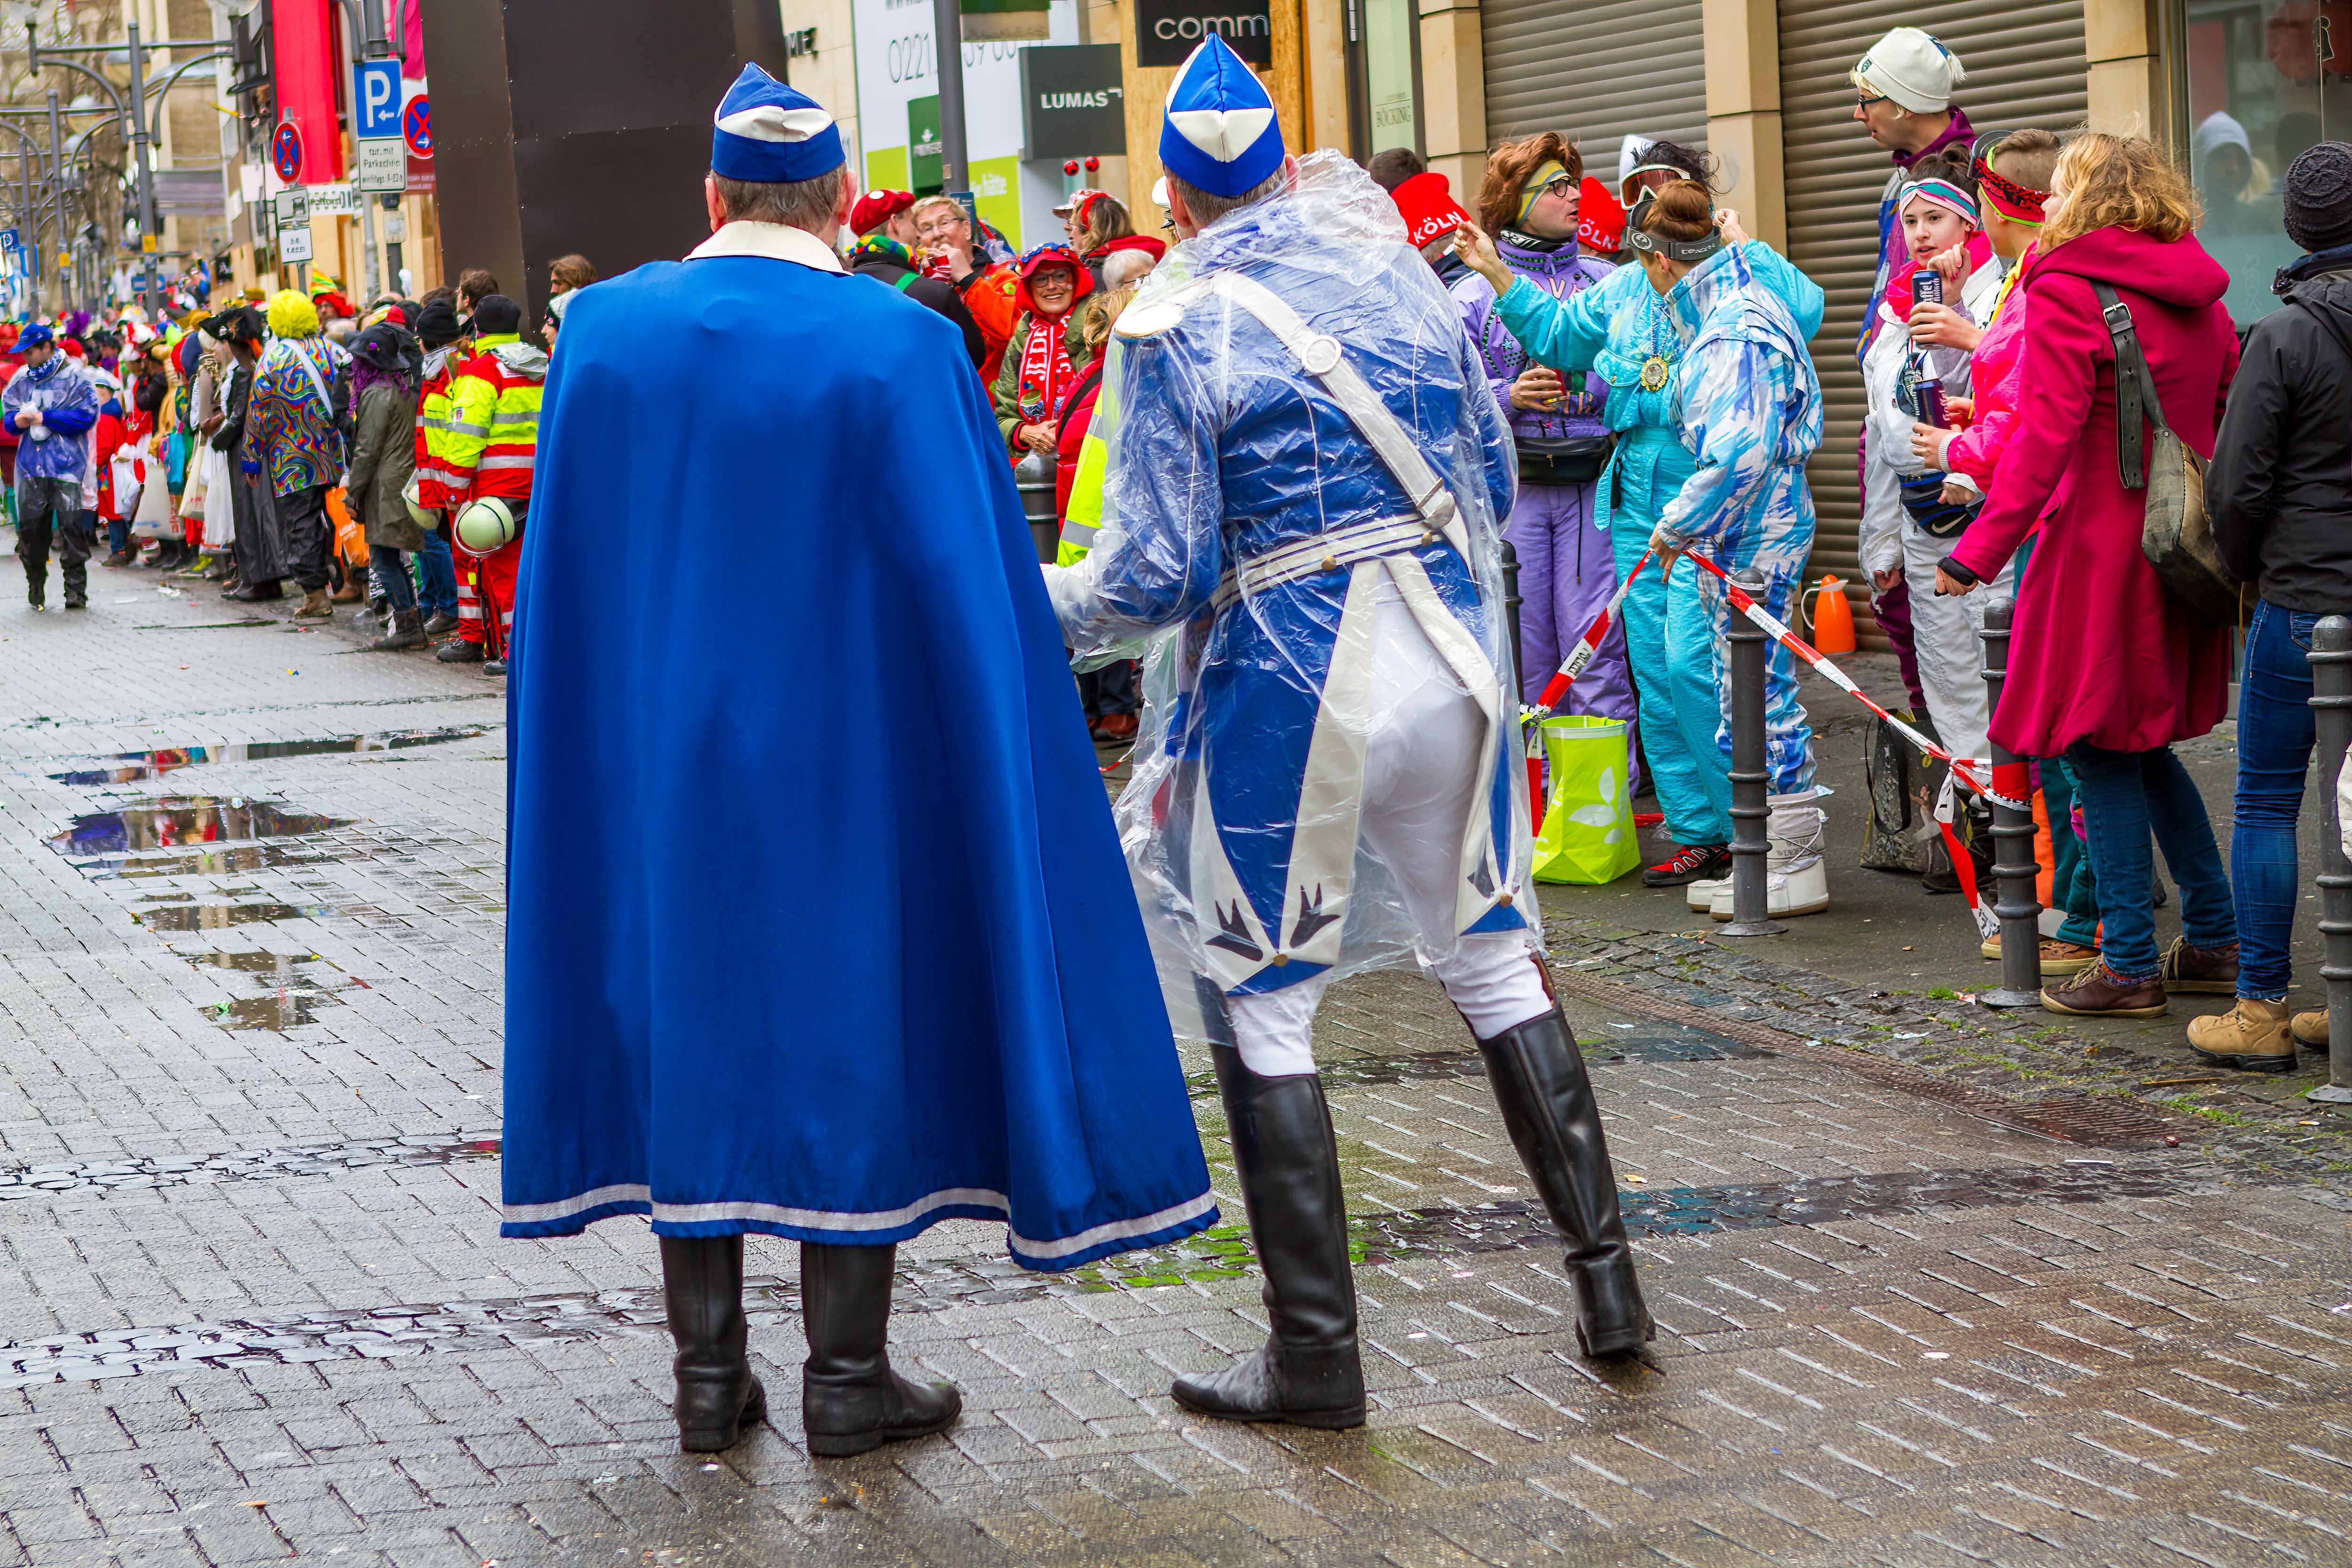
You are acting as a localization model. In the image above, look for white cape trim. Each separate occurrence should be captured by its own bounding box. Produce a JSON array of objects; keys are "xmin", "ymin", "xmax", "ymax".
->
[{"xmin": 687, "ymin": 220, "xmax": 845, "ymax": 274}]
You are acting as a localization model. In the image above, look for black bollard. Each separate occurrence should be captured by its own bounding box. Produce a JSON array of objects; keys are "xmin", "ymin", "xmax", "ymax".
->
[
  {"xmin": 1978, "ymin": 600, "xmax": 2043, "ymax": 1008},
  {"xmin": 1500, "ymin": 537, "xmax": 1524, "ymax": 696},
  {"xmin": 2310, "ymin": 616, "xmax": 2352, "ymax": 1104},
  {"xmin": 1720, "ymin": 567, "xmax": 1784, "ymax": 937},
  {"xmin": 1014, "ymin": 450, "xmax": 1059, "ymax": 565}
]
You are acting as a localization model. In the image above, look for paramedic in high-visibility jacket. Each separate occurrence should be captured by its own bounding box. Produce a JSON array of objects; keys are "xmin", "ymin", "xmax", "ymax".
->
[
  {"xmin": 1044, "ymin": 37, "xmax": 1657, "ymax": 1432},
  {"xmin": 439, "ymin": 294, "xmax": 541, "ymax": 672}
]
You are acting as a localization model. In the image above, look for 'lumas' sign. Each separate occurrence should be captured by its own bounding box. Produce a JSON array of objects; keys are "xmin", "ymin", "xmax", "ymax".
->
[
  {"xmin": 1021, "ymin": 43, "xmax": 1127, "ymax": 159},
  {"xmin": 1135, "ymin": 0, "xmax": 1271, "ymax": 66}
]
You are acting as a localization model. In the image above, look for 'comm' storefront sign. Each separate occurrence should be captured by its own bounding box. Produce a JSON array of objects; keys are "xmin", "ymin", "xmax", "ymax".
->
[{"xmin": 1134, "ymin": 0, "xmax": 1271, "ymax": 66}]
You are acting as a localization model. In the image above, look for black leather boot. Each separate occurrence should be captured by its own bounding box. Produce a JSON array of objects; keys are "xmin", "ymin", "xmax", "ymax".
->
[
  {"xmin": 1477, "ymin": 1010, "xmax": 1656, "ymax": 1358},
  {"xmin": 799, "ymin": 1243, "xmax": 960, "ymax": 1457},
  {"xmin": 659, "ymin": 1234, "xmax": 767, "ymax": 1453},
  {"xmin": 1170, "ymin": 1046, "xmax": 1365, "ymax": 1428}
]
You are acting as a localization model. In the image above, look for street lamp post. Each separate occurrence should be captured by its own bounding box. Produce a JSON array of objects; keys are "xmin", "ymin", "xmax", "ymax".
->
[
  {"xmin": 930, "ymin": 0, "xmax": 968, "ymax": 196},
  {"xmin": 124, "ymin": 20, "xmax": 160, "ymax": 316}
]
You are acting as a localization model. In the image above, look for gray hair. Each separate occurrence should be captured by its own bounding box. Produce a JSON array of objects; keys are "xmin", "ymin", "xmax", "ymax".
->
[
  {"xmin": 1101, "ymin": 247, "xmax": 1157, "ymax": 288},
  {"xmin": 711, "ymin": 166, "xmax": 849, "ymax": 232},
  {"xmin": 1168, "ymin": 166, "xmax": 1289, "ymax": 231}
]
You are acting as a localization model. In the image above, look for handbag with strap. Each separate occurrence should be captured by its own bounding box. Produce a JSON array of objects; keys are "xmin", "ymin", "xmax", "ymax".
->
[{"xmin": 2090, "ymin": 282, "xmax": 2240, "ymax": 625}]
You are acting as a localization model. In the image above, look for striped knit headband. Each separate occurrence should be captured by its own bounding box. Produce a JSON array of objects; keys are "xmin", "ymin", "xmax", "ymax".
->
[
  {"xmin": 1518, "ymin": 160, "xmax": 1571, "ymax": 221},
  {"xmin": 1972, "ymin": 157, "xmax": 2048, "ymax": 224},
  {"xmin": 1900, "ymin": 176, "xmax": 1979, "ymax": 227}
]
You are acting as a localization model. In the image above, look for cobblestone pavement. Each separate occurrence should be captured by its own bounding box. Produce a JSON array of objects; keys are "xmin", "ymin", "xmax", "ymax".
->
[{"xmin": 7, "ymin": 585, "xmax": 2352, "ymax": 1566}]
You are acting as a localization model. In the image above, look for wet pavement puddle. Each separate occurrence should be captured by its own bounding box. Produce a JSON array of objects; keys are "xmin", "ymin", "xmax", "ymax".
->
[
  {"xmin": 134, "ymin": 902, "xmax": 333, "ymax": 931},
  {"xmin": 0, "ymin": 1129, "xmax": 503, "ymax": 1203},
  {"xmin": 0, "ymin": 1157, "xmax": 2222, "ymax": 1388},
  {"xmin": 184, "ymin": 951, "xmax": 350, "ymax": 1031},
  {"xmin": 50, "ymin": 797, "xmax": 348, "ymax": 854},
  {"xmin": 41, "ymin": 726, "xmax": 487, "ymax": 786},
  {"xmin": 1185, "ymin": 1031, "xmax": 1768, "ymax": 1097}
]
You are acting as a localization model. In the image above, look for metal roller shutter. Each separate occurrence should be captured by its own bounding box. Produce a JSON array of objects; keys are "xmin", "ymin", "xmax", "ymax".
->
[
  {"xmin": 1779, "ymin": 0, "xmax": 2086, "ymax": 644},
  {"xmin": 1482, "ymin": 0, "xmax": 1708, "ymax": 170}
]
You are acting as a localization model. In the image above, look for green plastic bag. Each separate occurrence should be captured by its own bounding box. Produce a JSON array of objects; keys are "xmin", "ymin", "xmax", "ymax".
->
[{"xmin": 1530, "ymin": 715, "xmax": 1639, "ymax": 885}]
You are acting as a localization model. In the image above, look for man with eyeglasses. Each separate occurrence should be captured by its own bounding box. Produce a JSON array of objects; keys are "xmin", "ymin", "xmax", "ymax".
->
[{"xmin": 1850, "ymin": 27, "xmax": 1974, "ymax": 726}]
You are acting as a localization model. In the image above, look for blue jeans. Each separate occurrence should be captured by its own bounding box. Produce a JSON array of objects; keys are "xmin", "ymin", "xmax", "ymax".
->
[
  {"xmin": 370, "ymin": 544, "xmax": 418, "ymax": 612},
  {"xmin": 415, "ymin": 525, "xmax": 459, "ymax": 618},
  {"xmin": 2062, "ymin": 738, "xmax": 2234, "ymax": 980},
  {"xmin": 2232, "ymin": 598, "xmax": 2326, "ymax": 998}
]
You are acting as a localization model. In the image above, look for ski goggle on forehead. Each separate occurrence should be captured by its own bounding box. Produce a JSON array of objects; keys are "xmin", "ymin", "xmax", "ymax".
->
[{"xmin": 1622, "ymin": 192, "xmax": 1724, "ymax": 263}]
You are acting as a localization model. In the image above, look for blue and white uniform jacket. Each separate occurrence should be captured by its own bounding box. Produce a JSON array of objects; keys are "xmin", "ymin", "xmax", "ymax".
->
[
  {"xmin": 1045, "ymin": 155, "xmax": 1522, "ymax": 1011},
  {"xmin": 1647, "ymin": 244, "xmax": 1823, "ymax": 583},
  {"xmin": 1, "ymin": 356, "xmax": 98, "ymax": 481}
]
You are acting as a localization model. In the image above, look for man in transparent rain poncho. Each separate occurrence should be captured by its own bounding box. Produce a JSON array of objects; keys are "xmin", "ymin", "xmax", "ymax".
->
[{"xmin": 1044, "ymin": 38, "xmax": 1655, "ymax": 1431}]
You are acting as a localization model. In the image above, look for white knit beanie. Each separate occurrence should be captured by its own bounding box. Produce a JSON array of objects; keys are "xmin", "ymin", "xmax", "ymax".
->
[{"xmin": 1852, "ymin": 27, "xmax": 1966, "ymax": 114}]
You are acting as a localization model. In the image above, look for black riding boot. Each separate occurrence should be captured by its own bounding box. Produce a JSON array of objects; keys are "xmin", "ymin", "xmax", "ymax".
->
[
  {"xmin": 799, "ymin": 1242, "xmax": 961, "ymax": 1457},
  {"xmin": 659, "ymin": 1234, "xmax": 767, "ymax": 1453},
  {"xmin": 1477, "ymin": 1010, "xmax": 1655, "ymax": 1358},
  {"xmin": 1170, "ymin": 1045, "xmax": 1365, "ymax": 1428}
]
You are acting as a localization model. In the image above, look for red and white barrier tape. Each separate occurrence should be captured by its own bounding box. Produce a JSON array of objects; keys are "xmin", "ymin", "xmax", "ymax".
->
[{"xmin": 1522, "ymin": 544, "xmax": 2021, "ymax": 939}]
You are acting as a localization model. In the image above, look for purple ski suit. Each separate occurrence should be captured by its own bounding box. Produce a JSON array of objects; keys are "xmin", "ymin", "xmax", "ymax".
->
[{"xmin": 1452, "ymin": 234, "xmax": 1638, "ymax": 773}]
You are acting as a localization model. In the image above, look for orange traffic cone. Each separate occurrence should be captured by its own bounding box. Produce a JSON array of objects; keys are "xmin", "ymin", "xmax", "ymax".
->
[{"xmin": 1805, "ymin": 573, "xmax": 1856, "ymax": 654}]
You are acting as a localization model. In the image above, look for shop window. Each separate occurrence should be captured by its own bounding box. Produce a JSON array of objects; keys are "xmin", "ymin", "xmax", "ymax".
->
[
  {"xmin": 2184, "ymin": 0, "xmax": 2352, "ymax": 322},
  {"xmin": 1347, "ymin": 0, "xmax": 1421, "ymax": 159}
]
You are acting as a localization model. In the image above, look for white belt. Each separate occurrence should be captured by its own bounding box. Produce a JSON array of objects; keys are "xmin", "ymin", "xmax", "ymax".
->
[{"xmin": 1211, "ymin": 514, "xmax": 1437, "ymax": 615}]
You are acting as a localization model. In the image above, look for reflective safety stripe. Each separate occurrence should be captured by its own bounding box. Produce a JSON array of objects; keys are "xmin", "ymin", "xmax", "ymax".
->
[
  {"xmin": 478, "ymin": 453, "xmax": 536, "ymax": 470},
  {"xmin": 417, "ymin": 415, "xmax": 450, "ymax": 431},
  {"xmin": 447, "ymin": 420, "xmax": 490, "ymax": 437},
  {"xmin": 490, "ymin": 409, "xmax": 537, "ymax": 425}
]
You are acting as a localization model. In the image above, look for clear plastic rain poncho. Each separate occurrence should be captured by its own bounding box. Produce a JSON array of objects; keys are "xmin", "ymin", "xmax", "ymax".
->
[{"xmin": 1045, "ymin": 151, "xmax": 1535, "ymax": 1043}]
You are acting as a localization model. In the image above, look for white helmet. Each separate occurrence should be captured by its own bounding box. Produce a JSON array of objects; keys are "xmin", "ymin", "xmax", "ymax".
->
[{"xmin": 453, "ymin": 495, "xmax": 517, "ymax": 555}]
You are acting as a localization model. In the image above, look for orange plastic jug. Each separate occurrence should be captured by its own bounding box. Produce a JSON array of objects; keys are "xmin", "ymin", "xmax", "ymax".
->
[{"xmin": 1804, "ymin": 574, "xmax": 1856, "ymax": 655}]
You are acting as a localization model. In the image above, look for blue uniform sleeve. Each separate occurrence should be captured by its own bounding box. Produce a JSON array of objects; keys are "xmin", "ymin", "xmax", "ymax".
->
[
  {"xmin": 41, "ymin": 372, "xmax": 96, "ymax": 437},
  {"xmin": 1655, "ymin": 338, "xmax": 1786, "ymax": 551},
  {"xmin": 0, "ymin": 370, "xmax": 23, "ymax": 426},
  {"xmin": 1046, "ymin": 334, "xmax": 1226, "ymax": 648},
  {"xmin": 1491, "ymin": 271, "xmax": 1615, "ymax": 374},
  {"xmin": 1744, "ymin": 242, "xmax": 1826, "ymax": 342}
]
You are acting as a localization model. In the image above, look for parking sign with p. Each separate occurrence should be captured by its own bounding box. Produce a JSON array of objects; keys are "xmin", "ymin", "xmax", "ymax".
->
[{"xmin": 354, "ymin": 60, "xmax": 402, "ymax": 142}]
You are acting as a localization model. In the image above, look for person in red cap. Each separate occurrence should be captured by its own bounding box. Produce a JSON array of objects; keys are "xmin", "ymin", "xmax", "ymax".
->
[
  {"xmin": 1390, "ymin": 170, "xmax": 1477, "ymax": 287},
  {"xmin": 991, "ymin": 244, "xmax": 1092, "ymax": 458},
  {"xmin": 849, "ymin": 188, "xmax": 917, "ymax": 245}
]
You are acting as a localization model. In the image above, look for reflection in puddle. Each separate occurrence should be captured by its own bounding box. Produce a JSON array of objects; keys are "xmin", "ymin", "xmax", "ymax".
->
[
  {"xmin": 84, "ymin": 844, "xmax": 340, "ymax": 880},
  {"xmin": 135, "ymin": 903, "xmax": 331, "ymax": 931},
  {"xmin": 186, "ymin": 951, "xmax": 344, "ymax": 1031},
  {"xmin": 46, "ymin": 727, "xmax": 488, "ymax": 785},
  {"xmin": 51, "ymin": 797, "xmax": 348, "ymax": 856}
]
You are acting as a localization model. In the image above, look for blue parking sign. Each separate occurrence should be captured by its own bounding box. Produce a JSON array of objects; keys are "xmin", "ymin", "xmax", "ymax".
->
[{"xmin": 353, "ymin": 59, "xmax": 402, "ymax": 141}]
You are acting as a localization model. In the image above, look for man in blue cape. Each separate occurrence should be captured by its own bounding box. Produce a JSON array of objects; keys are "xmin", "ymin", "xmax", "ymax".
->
[{"xmin": 502, "ymin": 64, "xmax": 1217, "ymax": 1459}]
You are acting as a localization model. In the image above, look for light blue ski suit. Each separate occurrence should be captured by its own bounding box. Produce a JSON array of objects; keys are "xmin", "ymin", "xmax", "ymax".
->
[{"xmin": 1495, "ymin": 241, "xmax": 1823, "ymax": 844}]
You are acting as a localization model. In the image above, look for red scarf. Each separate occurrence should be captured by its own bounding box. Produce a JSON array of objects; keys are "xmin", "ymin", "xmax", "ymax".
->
[{"xmin": 1016, "ymin": 312, "xmax": 1072, "ymax": 421}]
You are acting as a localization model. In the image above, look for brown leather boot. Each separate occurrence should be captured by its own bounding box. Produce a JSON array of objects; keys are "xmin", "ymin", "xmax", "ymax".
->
[
  {"xmin": 2292, "ymin": 1011, "xmax": 2330, "ymax": 1052},
  {"xmin": 2042, "ymin": 959, "xmax": 2167, "ymax": 1019},
  {"xmin": 2187, "ymin": 998, "xmax": 2296, "ymax": 1073},
  {"xmin": 292, "ymin": 586, "xmax": 334, "ymax": 621},
  {"xmin": 2160, "ymin": 936, "xmax": 2240, "ymax": 995}
]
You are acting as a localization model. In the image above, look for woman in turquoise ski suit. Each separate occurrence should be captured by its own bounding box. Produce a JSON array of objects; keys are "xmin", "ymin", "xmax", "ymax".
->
[{"xmin": 1472, "ymin": 209, "xmax": 1822, "ymax": 877}]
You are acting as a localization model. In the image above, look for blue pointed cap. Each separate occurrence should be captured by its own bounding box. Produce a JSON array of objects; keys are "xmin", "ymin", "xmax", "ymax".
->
[
  {"xmin": 711, "ymin": 64, "xmax": 844, "ymax": 183},
  {"xmin": 1159, "ymin": 37, "xmax": 1284, "ymax": 199}
]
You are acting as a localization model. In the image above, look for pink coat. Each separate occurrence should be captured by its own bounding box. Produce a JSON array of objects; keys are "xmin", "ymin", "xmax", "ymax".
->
[
  {"xmin": 1941, "ymin": 244, "xmax": 2033, "ymax": 490},
  {"xmin": 1947, "ymin": 226, "xmax": 2240, "ymax": 758}
]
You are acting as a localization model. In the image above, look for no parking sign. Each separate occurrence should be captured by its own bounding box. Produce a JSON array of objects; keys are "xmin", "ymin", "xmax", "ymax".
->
[{"xmin": 270, "ymin": 121, "xmax": 303, "ymax": 183}]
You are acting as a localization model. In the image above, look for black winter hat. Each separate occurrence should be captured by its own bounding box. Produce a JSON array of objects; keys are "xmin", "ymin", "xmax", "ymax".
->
[
  {"xmin": 2284, "ymin": 141, "xmax": 2352, "ymax": 253},
  {"xmin": 469, "ymin": 294, "xmax": 523, "ymax": 335},
  {"xmin": 350, "ymin": 321, "xmax": 419, "ymax": 374},
  {"xmin": 413, "ymin": 298, "xmax": 464, "ymax": 348}
]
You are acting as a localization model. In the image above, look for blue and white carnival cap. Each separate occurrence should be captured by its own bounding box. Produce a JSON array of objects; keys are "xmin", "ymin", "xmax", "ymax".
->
[
  {"xmin": 1159, "ymin": 36, "xmax": 1284, "ymax": 199},
  {"xmin": 711, "ymin": 63, "xmax": 844, "ymax": 183}
]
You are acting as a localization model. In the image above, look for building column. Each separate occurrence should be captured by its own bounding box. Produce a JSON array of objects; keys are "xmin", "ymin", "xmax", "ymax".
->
[
  {"xmin": 1702, "ymin": 0, "xmax": 1785, "ymax": 249},
  {"xmin": 2084, "ymin": 0, "xmax": 2164, "ymax": 138},
  {"xmin": 1419, "ymin": 0, "xmax": 1486, "ymax": 200}
]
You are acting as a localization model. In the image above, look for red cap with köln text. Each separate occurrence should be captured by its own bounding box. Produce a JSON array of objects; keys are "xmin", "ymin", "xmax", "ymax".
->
[{"xmin": 1391, "ymin": 172, "xmax": 1469, "ymax": 249}]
